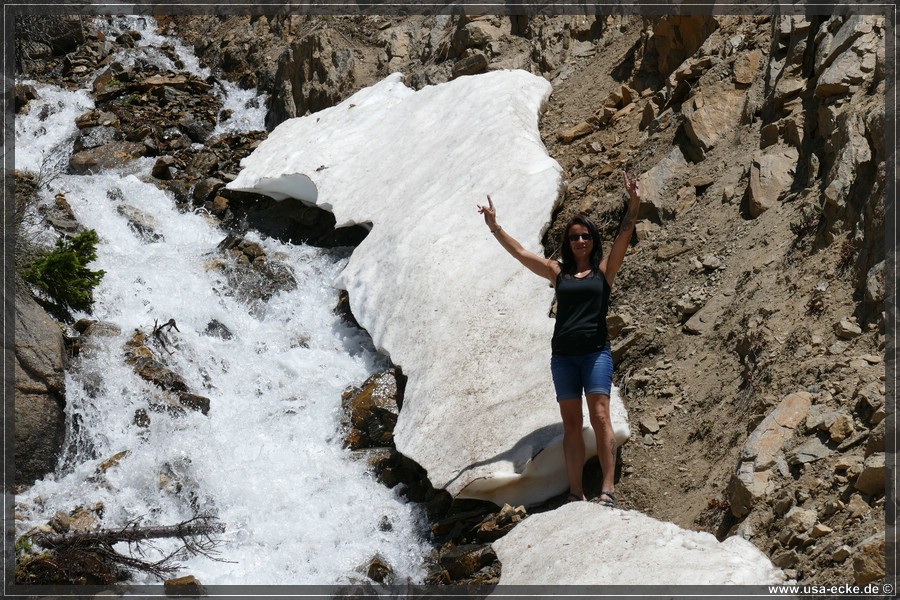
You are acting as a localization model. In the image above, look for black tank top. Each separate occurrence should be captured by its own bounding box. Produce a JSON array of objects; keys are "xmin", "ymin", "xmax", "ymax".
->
[{"xmin": 551, "ymin": 270, "xmax": 611, "ymax": 356}]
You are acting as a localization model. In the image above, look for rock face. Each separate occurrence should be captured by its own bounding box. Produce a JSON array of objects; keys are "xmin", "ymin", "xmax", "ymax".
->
[
  {"xmin": 492, "ymin": 502, "xmax": 785, "ymax": 585},
  {"xmin": 15, "ymin": 285, "xmax": 67, "ymax": 486}
]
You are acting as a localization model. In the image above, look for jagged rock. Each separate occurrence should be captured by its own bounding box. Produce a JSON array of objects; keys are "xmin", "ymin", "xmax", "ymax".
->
[
  {"xmin": 821, "ymin": 111, "xmax": 871, "ymax": 234},
  {"xmin": 439, "ymin": 543, "xmax": 496, "ymax": 580},
  {"xmin": 638, "ymin": 147, "xmax": 688, "ymax": 222},
  {"xmin": 649, "ymin": 15, "xmax": 720, "ymax": 78},
  {"xmin": 451, "ymin": 54, "xmax": 489, "ymax": 78},
  {"xmin": 683, "ymin": 85, "xmax": 747, "ymax": 153},
  {"xmin": 177, "ymin": 392, "xmax": 211, "ymax": 415},
  {"xmin": 152, "ymin": 156, "xmax": 177, "ymax": 180},
  {"xmin": 864, "ymin": 420, "xmax": 884, "ymax": 457},
  {"xmin": 834, "ymin": 317, "xmax": 862, "ymax": 339},
  {"xmin": 747, "ymin": 147, "xmax": 799, "ymax": 218},
  {"xmin": 73, "ymin": 125, "xmax": 120, "ymax": 153},
  {"xmin": 682, "ymin": 287, "xmax": 734, "ymax": 335},
  {"xmin": 362, "ymin": 554, "xmax": 394, "ymax": 584},
  {"xmin": 729, "ymin": 392, "xmax": 810, "ymax": 517},
  {"xmin": 341, "ymin": 370, "xmax": 401, "ymax": 450},
  {"xmin": 606, "ymin": 313, "xmax": 631, "ymax": 339},
  {"xmin": 828, "ymin": 413, "xmax": 855, "ymax": 442},
  {"xmin": 810, "ymin": 523, "xmax": 832, "ymax": 538},
  {"xmin": 639, "ymin": 415, "xmax": 660, "ymax": 434},
  {"xmin": 557, "ymin": 121, "xmax": 594, "ymax": 143},
  {"xmin": 15, "ymin": 286, "xmax": 67, "ymax": 486},
  {"xmin": 787, "ymin": 436, "xmax": 833, "ymax": 466},
  {"xmin": 69, "ymin": 141, "xmax": 147, "ymax": 174},
  {"xmin": 852, "ymin": 533, "xmax": 885, "ymax": 585},
  {"xmin": 854, "ymin": 453, "xmax": 884, "ymax": 495},
  {"xmin": 474, "ymin": 504, "xmax": 526, "ymax": 542},
  {"xmin": 733, "ymin": 49, "xmax": 763, "ymax": 85},
  {"xmin": 784, "ymin": 507, "xmax": 817, "ymax": 533},
  {"xmin": 117, "ymin": 204, "xmax": 163, "ymax": 242},
  {"xmin": 15, "ymin": 83, "xmax": 39, "ymax": 113}
]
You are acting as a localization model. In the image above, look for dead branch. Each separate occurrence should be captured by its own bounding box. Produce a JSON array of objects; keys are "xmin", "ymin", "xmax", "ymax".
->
[{"xmin": 33, "ymin": 514, "xmax": 224, "ymax": 549}]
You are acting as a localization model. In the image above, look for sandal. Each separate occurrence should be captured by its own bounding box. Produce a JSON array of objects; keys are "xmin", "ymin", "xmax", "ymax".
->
[
  {"xmin": 597, "ymin": 491, "xmax": 617, "ymax": 508},
  {"xmin": 566, "ymin": 493, "xmax": 584, "ymax": 503}
]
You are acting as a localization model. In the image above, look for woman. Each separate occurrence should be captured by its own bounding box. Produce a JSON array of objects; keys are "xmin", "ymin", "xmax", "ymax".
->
[{"xmin": 476, "ymin": 171, "xmax": 640, "ymax": 507}]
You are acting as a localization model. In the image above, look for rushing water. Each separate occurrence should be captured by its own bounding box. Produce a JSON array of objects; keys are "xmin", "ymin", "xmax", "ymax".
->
[{"xmin": 15, "ymin": 16, "xmax": 429, "ymax": 585}]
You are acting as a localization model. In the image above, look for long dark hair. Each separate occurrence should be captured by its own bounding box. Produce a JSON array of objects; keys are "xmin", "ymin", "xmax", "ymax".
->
[{"xmin": 559, "ymin": 214, "xmax": 603, "ymax": 276}]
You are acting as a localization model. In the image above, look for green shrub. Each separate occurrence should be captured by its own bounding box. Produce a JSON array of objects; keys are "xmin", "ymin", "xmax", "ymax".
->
[{"xmin": 23, "ymin": 229, "xmax": 106, "ymax": 313}]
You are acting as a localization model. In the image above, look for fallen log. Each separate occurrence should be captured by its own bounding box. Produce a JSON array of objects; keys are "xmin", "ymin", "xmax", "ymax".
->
[{"xmin": 33, "ymin": 517, "xmax": 225, "ymax": 549}]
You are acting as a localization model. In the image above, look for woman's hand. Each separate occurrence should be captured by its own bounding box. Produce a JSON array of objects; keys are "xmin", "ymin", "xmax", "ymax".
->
[
  {"xmin": 477, "ymin": 194, "xmax": 498, "ymax": 230},
  {"xmin": 623, "ymin": 171, "xmax": 640, "ymax": 202}
]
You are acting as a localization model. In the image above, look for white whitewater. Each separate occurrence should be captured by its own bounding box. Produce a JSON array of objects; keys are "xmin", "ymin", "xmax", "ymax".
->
[{"xmin": 15, "ymin": 16, "xmax": 429, "ymax": 585}]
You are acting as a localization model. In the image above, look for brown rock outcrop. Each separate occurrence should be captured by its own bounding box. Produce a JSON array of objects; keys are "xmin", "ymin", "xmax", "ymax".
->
[{"xmin": 15, "ymin": 285, "xmax": 67, "ymax": 486}]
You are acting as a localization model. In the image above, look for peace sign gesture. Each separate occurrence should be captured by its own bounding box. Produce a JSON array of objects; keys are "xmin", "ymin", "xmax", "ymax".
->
[
  {"xmin": 477, "ymin": 194, "xmax": 498, "ymax": 230},
  {"xmin": 623, "ymin": 171, "xmax": 640, "ymax": 201}
]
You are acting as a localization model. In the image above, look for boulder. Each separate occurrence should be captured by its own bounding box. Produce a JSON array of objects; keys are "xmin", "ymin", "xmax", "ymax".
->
[
  {"xmin": 492, "ymin": 502, "xmax": 785, "ymax": 584},
  {"xmin": 69, "ymin": 141, "xmax": 147, "ymax": 174},
  {"xmin": 747, "ymin": 147, "xmax": 799, "ymax": 218},
  {"xmin": 854, "ymin": 453, "xmax": 885, "ymax": 495},
  {"xmin": 15, "ymin": 286, "xmax": 67, "ymax": 485},
  {"xmin": 683, "ymin": 85, "xmax": 747, "ymax": 153},
  {"xmin": 729, "ymin": 392, "xmax": 811, "ymax": 517},
  {"xmin": 341, "ymin": 369, "xmax": 401, "ymax": 450},
  {"xmin": 733, "ymin": 49, "xmax": 763, "ymax": 85},
  {"xmin": 852, "ymin": 533, "xmax": 885, "ymax": 585},
  {"xmin": 638, "ymin": 147, "xmax": 688, "ymax": 222}
]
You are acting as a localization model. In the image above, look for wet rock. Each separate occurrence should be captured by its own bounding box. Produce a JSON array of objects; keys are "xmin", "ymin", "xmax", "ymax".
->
[
  {"xmin": 439, "ymin": 543, "xmax": 497, "ymax": 580},
  {"xmin": 69, "ymin": 141, "xmax": 147, "ymax": 174},
  {"xmin": 192, "ymin": 177, "xmax": 225, "ymax": 205},
  {"xmin": 342, "ymin": 370, "xmax": 401, "ymax": 450},
  {"xmin": 117, "ymin": 204, "xmax": 163, "ymax": 242},
  {"xmin": 203, "ymin": 320, "xmax": 233, "ymax": 340},
  {"xmin": 177, "ymin": 392, "xmax": 211, "ymax": 415},
  {"xmin": 15, "ymin": 83, "xmax": 39, "ymax": 113},
  {"xmin": 362, "ymin": 554, "xmax": 394, "ymax": 584},
  {"xmin": 164, "ymin": 575, "xmax": 205, "ymax": 595},
  {"xmin": 152, "ymin": 156, "xmax": 177, "ymax": 180}
]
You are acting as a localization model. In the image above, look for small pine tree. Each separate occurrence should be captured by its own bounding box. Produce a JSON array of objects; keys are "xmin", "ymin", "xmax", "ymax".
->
[{"xmin": 23, "ymin": 230, "xmax": 106, "ymax": 313}]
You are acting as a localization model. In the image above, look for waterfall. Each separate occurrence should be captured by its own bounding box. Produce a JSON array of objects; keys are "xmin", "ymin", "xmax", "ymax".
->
[{"xmin": 15, "ymin": 16, "xmax": 429, "ymax": 585}]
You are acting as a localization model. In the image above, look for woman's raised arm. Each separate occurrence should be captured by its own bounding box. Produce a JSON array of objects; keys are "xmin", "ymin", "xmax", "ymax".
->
[
  {"xmin": 600, "ymin": 171, "xmax": 641, "ymax": 286},
  {"xmin": 477, "ymin": 195, "xmax": 560, "ymax": 285}
]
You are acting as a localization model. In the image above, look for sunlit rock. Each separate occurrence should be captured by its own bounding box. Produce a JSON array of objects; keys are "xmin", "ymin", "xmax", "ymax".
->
[{"xmin": 492, "ymin": 502, "xmax": 786, "ymax": 584}]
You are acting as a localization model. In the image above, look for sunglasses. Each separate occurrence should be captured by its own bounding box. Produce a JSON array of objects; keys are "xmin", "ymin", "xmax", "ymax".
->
[{"xmin": 568, "ymin": 233, "xmax": 592, "ymax": 242}]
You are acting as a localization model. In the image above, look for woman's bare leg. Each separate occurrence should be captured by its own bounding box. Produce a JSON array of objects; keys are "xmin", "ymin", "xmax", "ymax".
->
[
  {"xmin": 559, "ymin": 398, "xmax": 585, "ymax": 499},
  {"xmin": 587, "ymin": 393, "xmax": 616, "ymax": 495}
]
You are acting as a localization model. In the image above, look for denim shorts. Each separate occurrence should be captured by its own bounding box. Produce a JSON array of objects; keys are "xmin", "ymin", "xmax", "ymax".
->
[{"xmin": 550, "ymin": 343, "xmax": 614, "ymax": 401}]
